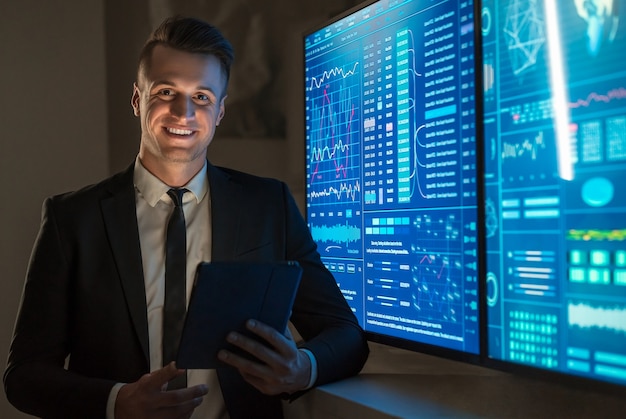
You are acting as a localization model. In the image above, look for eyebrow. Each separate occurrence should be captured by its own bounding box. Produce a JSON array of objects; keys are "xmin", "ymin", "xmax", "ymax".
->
[{"xmin": 152, "ymin": 80, "xmax": 218, "ymax": 94}]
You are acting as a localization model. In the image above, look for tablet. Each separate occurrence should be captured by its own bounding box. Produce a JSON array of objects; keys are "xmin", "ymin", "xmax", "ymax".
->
[{"xmin": 176, "ymin": 261, "xmax": 303, "ymax": 369}]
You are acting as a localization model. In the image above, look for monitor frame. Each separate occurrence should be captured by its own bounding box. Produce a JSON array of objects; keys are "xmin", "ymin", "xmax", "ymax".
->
[
  {"xmin": 302, "ymin": 0, "xmax": 486, "ymax": 367},
  {"xmin": 302, "ymin": 0, "xmax": 626, "ymax": 398}
]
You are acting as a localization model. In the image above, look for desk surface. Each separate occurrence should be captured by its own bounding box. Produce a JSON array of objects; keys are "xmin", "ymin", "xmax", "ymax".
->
[{"xmin": 285, "ymin": 343, "xmax": 626, "ymax": 419}]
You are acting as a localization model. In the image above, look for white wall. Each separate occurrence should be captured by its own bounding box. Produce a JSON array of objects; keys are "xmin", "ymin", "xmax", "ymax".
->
[{"xmin": 0, "ymin": 1, "xmax": 108, "ymax": 417}]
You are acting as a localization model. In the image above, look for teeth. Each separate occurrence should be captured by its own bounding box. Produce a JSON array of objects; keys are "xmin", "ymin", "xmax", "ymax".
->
[{"xmin": 167, "ymin": 127, "xmax": 193, "ymax": 135}]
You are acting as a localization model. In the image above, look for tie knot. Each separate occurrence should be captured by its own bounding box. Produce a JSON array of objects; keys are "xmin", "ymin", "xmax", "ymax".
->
[{"xmin": 167, "ymin": 188, "xmax": 187, "ymax": 207}]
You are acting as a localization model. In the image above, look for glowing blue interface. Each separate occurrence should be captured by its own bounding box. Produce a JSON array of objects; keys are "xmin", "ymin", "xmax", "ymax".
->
[
  {"xmin": 482, "ymin": 0, "xmax": 626, "ymax": 386},
  {"xmin": 304, "ymin": 0, "xmax": 480, "ymax": 354}
]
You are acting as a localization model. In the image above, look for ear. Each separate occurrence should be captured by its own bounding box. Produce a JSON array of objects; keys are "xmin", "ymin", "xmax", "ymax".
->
[
  {"xmin": 216, "ymin": 95, "xmax": 227, "ymax": 126},
  {"xmin": 131, "ymin": 83, "xmax": 141, "ymax": 116}
]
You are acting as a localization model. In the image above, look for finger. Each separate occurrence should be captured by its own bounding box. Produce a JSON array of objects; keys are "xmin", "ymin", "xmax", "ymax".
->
[
  {"xmin": 240, "ymin": 371, "xmax": 280, "ymax": 395},
  {"xmin": 160, "ymin": 384, "xmax": 209, "ymax": 408},
  {"xmin": 245, "ymin": 320, "xmax": 293, "ymax": 355},
  {"xmin": 143, "ymin": 362, "xmax": 182, "ymax": 391},
  {"xmin": 219, "ymin": 333, "xmax": 298, "ymax": 382},
  {"xmin": 217, "ymin": 350, "xmax": 277, "ymax": 394},
  {"xmin": 217, "ymin": 343, "xmax": 271, "ymax": 373},
  {"xmin": 224, "ymin": 331, "xmax": 286, "ymax": 368}
]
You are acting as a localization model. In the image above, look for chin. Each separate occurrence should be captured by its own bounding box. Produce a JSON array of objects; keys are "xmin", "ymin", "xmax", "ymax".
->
[{"xmin": 164, "ymin": 150, "xmax": 205, "ymax": 164}]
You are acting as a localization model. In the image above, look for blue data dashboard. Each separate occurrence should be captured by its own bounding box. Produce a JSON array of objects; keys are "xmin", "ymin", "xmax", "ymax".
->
[
  {"xmin": 482, "ymin": 0, "xmax": 626, "ymax": 386},
  {"xmin": 304, "ymin": 0, "xmax": 480, "ymax": 356}
]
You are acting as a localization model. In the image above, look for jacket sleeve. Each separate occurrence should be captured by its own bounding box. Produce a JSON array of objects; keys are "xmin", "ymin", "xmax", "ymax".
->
[
  {"xmin": 3, "ymin": 197, "xmax": 115, "ymax": 419},
  {"xmin": 280, "ymin": 184, "xmax": 370, "ymax": 385}
]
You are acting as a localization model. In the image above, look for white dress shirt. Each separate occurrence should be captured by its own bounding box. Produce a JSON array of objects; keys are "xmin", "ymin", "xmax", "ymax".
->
[{"xmin": 107, "ymin": 157, "xmax": 227, "ymax": 419}]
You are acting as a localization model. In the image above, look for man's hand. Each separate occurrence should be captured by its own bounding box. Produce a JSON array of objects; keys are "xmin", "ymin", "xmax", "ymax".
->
[
  {"xmin": 217, "ymin": 320, "xmax": 312, "ymax": 395},
  {"xmin": 115, "ymin": 362, "xmax": 208, "ymax": 419}
]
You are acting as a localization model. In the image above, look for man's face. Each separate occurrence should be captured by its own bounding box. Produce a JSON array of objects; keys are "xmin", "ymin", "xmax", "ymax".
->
[{"xmin": 132, "ymin": 44, "xmax": 227, "ymax": 171}]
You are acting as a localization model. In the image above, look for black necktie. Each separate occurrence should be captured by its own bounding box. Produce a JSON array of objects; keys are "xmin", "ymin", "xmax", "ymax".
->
[{"xmin": 163, "ymin": 188, "xmax": 188, "ymax": 389}]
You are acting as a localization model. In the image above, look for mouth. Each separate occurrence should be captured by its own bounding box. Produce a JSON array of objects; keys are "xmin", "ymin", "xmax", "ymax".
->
[{"xmin": 165, "ymin": 127, "xmax": 194, "ymax": 136}]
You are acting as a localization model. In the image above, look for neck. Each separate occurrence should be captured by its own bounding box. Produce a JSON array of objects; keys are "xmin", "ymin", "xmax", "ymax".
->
[{"xmin": 138, "ymin": 154, "xmax": 204, "ymax": 187}]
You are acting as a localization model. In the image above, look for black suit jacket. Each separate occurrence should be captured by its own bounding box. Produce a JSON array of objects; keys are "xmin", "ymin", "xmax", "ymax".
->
[{"xmin": 4, "ymin": 162, "xmax": 369, "ymax": 418}]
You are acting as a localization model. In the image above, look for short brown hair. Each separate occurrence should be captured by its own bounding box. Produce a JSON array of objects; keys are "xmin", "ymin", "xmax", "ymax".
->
[{"xmin": 138, "ymin": 16, "xmax": 234, "ymax": 87}]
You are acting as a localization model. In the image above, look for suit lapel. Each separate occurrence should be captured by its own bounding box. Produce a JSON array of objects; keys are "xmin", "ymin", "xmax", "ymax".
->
[
  {"xmin": 100, "ymin": 166, "xmax": 150, "ymax": 363},
  {"xmin": 208, "ymin": 163, "xmax": 242, "ymax": 261},
  {"xmin": 90, "ymin": 162, "xmax": 245, "ymax": 369}
]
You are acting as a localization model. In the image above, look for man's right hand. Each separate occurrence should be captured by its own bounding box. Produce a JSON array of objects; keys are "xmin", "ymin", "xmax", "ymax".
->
[{"xmin": 114, "ymin": 362, "xmax": 207, "ymax": 419}]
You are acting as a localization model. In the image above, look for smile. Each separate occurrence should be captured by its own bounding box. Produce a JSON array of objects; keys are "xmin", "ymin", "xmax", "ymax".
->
[{"xmin": 166, "ymin": 127, "xmax": 194, "ymax": 136}]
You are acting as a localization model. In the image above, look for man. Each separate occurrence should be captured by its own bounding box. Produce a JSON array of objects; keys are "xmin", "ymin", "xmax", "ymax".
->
[{"xmin": 4, "ymin": 16, "xmax": 369, "ymax": 419}]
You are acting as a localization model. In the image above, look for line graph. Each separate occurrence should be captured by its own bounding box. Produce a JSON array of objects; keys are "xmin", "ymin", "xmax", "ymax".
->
[
  {"xmin": 306, "ymin": 50, "xmax": 361, "ymax": 207},
  {"xmin": 419, "ymin": 254, "xmax": 449, "ymax": 280},
  {"xmin": 502, "ymin": 131, "xmax": 546, "ymax": 160},
  {"xmin": 308, "ymin": 62, "xmax": 360, "ymax": 90},
  {"xmin": 570, "ymin": 87, "xmax": 626, "ymax": 109},
  {"xmin": 308, "ymin": 180, "xmax": 361, "ymax": 202},
  {"xmin": 309, "ymin": 135, "xmax": 353, "ymax": 180},
  {"xmin": 500, "ymin": 129, "xmax": 556, "ymax": 183},
  {"xmin": 307, "ymin": 85, "xmax": 360, "ymax": 205}
]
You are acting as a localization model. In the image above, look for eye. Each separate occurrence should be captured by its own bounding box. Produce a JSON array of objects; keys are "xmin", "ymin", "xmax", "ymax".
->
[
  {"xmin": 194, "ymin": 93, "xmax": 212, "ymax": 104},
  {"xmin": 157, "ymin": 89, "xmax": 175, "ymax": 98}
]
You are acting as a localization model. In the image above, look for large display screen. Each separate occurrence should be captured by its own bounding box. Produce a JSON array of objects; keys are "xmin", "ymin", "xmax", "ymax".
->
[
  {"xmin": 304, "ymin": 0, "xmax": 480, "ymax": 356},
  {"xmin": 482, "ymin": 0, "xmax": 626, "ymax": 387}
]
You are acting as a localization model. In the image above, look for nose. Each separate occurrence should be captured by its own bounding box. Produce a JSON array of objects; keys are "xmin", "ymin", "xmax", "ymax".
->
[{"xmin": 171, "ymin": 95, "xmax": 195, "ymax": 120}]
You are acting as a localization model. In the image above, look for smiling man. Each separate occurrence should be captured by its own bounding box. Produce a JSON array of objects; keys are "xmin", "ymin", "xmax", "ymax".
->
[
  {"xmin": 133, "ymin": 45, "xmax": 227, "ymax": 186},
  {"xmin": 4, "ymin": 16, "xmax": 368, "ymax": 419}
]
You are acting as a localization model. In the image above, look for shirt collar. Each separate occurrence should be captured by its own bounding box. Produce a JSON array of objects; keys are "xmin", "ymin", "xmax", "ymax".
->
[{"xmin": 133, "ymin": 157, "xmax": 209, "ymax": 207}]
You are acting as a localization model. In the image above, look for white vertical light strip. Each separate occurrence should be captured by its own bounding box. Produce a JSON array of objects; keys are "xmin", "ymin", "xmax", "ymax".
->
[{"xmin": 544, "ymin": 0, "xmax": 574, "ymax": 181}]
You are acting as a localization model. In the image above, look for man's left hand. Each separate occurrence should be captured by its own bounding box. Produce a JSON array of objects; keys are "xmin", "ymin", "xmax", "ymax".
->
[{"xmin": 217, "ymin": 320, "xmax": 311, "ymax": 395}]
